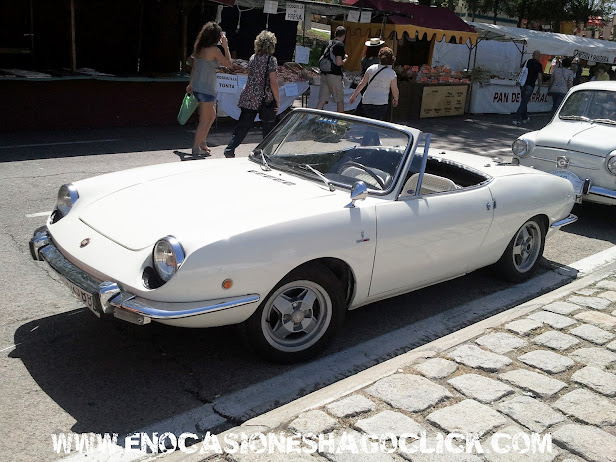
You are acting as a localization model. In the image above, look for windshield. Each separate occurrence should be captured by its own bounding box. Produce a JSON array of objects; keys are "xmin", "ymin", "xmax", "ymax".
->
[
  {"xmin": 560, "ymin": 90, "xmax": 616, "ymax": 124},
  {"xmin": 251, "ymin": 111, "xmax": 412, "ymax": 191}
]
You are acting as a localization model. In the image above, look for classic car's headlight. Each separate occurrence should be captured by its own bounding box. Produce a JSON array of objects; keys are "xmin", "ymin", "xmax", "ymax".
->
[
  {"xmin": 512, "ymin": 139, "xmax": 529, "ymax": 158},
  {"xmin": 607, "ymin": 154, "xmax": 616, "ymax": 175},
  {"xmin": 153, "ymin": 236, "xmax": 185, "ymax": 282},
  {"xmin": 55, "ymin": 184, "xmax": 79, "ymax": 217}
]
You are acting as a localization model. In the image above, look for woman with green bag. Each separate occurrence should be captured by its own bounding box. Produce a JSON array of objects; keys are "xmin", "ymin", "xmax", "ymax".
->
[{"xmin": 186, "ymin": 22, "xmax": 232, "ymax": 156}]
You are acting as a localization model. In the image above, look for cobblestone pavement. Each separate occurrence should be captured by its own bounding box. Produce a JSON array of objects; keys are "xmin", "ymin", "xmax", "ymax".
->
[{"xmin": 182, "ymin": 272, "xmax": 616, "ymax": 462}]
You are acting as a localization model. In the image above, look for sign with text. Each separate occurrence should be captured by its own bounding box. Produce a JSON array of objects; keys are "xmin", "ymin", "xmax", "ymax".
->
[
  {"xmin": 347, "ymin": 10, "xmax": 360, "ymax": 23},
  {"xmin": 360, "ymin": 11, "xmax": 372, "ymax": 23},
  {"xmin": 469, "ymin": 82, "xmax": 551, "ymax": 114},
  {"xmin": 294, "ymin": 45, "xmax": 310, "ymax": 64},
  {"xmin": 285, "ymin": 83, "xmax": 299, "ymax": 96},
  {"xmin": 217, "ymin": 74, "xmax": 238, "ymax": 94},
  {"xmin": 263, "ymin": 0, "xmax": 278, "ymax": 14},
  {"xmin": 285, "ymin": 3, "xmax": 304, "ymax": 21},
  {"xmin": 420, "ymin": 85, "xmax": 468, "ymax": 118}
]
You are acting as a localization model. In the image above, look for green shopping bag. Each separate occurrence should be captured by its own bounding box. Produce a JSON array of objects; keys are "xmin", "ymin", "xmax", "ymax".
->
[{"xmin": 177, "ymin": 93, "xmax": 199, "ymax": 125}]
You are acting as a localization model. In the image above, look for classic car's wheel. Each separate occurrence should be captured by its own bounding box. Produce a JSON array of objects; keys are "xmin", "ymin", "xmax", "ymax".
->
[
  {"xmin": 245, "ymin": 264, "xmax": 345, "ymax": 363},
  {"xmin": 338, "ymin": 161, "xmax": 386, "ymax": 189},
  {"xmin": 496, "ymin": 217, "xmax": 545, "ymax": 282}
]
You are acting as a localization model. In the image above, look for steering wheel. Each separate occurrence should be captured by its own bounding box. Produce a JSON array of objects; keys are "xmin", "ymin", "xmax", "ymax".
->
[{"xmin": 337, "ymin": 161, "xmax": 386, "ymax": 189}]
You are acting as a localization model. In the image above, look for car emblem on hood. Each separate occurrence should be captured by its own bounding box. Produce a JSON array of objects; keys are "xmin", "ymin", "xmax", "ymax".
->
[
  {"xmin": 80, "ymin": 238, "xmax": 91, "ymax": 248},
  {"xmin": 556, "ymin": 156, "xmax": 570, "ymax": 169}
]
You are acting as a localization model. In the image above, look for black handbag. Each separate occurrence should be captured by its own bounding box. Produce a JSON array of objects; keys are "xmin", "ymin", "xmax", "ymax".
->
[
  {"xmin": 354, "ymin": 65, "xmax": 387, "ymax": 116},
  {"xmin": 259, "ymin": 56, "xmax": 277, "ymax": 123}
]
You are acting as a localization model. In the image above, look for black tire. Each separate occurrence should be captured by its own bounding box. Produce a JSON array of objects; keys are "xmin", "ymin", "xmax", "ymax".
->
[
  {"xmin": 244, "ymin": 263, "xmax": 346, "ymax": 363},
  {"xmin": 496, "ymin": 217, "xmax": 546, "ymax": 282}
]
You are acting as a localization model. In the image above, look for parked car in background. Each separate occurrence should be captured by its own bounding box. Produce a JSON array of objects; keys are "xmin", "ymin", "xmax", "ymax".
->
[
  {"xmin": 512, "ymin": 81, "xmax": 616, "ymax": 205},
  {"xmin": 30, "ymin": 109, "xmax": 576, "ymax": 362}
]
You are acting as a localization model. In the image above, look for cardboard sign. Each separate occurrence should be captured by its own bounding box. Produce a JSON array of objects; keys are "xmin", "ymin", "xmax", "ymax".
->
[
  {"xmin": 217, "ymin": 74, "xmax": 237, "ymax": 94},
  {"xmin": 347, "ymin": 10, "xmax": 360, "ymax": 23},
  {"xmin": 285, "ymin": 3, "xmax": 304, "ymax": 21},
  {"xmin": 294, "ymin": 45, "xmax": 310, "ymax": 64},
  {"xmin": 285, "ymin": 83, "xmax": 299, "ymax": 96},
  {"xmin": 360, "ymin": 11, "xmax": 372, "ymax": 23},
  {"xmin": 237, "ymin": 75, "xmax": 248, "ymax": 91},
  {"xmin": 420, "ymin": 85, "xmax": 468, "ymax": 118},
  {"xmin": 263, "ymin": 0, "xmax": 278, "ymax": 14}
]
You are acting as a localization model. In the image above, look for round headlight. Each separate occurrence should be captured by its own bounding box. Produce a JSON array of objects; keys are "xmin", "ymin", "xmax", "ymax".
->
[
  {"xmin": 607, "ymin": 155, "xmax": 616, "ymax": 175},
  {"xmin": 153, "ymin": 236, "xmax": 185, "ymax": 282},
  {"xmin": 512, "ymin": 139, "xmax": 529, "ymax": 158},
  {"xmin": 56, "ymin": 184, "xmax": 79, "ymax": 217}
]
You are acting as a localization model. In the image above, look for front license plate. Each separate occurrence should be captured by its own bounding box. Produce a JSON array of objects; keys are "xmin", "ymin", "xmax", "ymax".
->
[
  {"xmin": 550, "ymin": 170, "xmax": 584, "ymax": 195},
  {"xmin": 64, "ymin": 280, "xmax": 101, "ymax": 317}
]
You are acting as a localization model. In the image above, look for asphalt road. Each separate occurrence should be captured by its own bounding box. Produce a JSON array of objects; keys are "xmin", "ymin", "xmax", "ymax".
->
[{"xmin": 1, "ymin": 112, "xmax": 614, "ymax": 461}]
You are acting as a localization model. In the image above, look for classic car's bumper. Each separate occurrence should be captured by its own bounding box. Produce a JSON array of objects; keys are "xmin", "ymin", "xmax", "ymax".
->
[
  {"xmin": 550, "ymin": 214, "xmax": 578, "ymax": 229},
  {"xmin": 584, "ymin": 185, "xmax": 616, "ymax": 205},
  {"xmin": 29, "ymin": 226, "xmax": 260, "ymax": 325}
]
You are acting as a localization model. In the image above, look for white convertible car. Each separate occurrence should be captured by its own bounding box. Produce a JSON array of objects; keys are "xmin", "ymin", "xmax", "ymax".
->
[
  {"xmin": 512, "ymin": 81, "xmax": 616, "ymax": 205},
  {"xmin": 30, "ymin": 109, "xmax": 577, "ymax": 362}
]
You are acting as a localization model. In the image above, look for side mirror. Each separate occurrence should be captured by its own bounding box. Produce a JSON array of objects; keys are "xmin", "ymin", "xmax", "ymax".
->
[{"xmin": 345, "ymin": 181, "xmax": 368, "ymax": 208}]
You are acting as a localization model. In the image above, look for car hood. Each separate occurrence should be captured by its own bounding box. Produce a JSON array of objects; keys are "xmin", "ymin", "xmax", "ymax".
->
[
  {"xmin": 534, "ymin": 121, "xmax": 616, "ymax": 157},
  {"xmin": 78, "ymin": 159, "xmax": 341, "ymax": 251}
]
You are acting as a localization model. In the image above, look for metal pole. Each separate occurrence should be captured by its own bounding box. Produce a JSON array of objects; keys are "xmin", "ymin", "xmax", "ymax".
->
[{"xmin": 70, "ymin": 0, "xmax": 77, "ymax": 72}]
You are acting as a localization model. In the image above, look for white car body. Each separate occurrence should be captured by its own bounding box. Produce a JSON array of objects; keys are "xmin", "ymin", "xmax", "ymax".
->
[
  {"xmin": 513, "ymin": 81, "xmax": 616, "ymax": 205},
  {"xmin": 31, "ymin": 109, "xmax": 576, "ymax": 361}
]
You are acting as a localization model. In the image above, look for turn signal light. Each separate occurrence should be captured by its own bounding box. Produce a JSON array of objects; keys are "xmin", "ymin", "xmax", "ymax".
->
[{"xmin": 222, "ymin": 279, "xmax": 233, "ymax": 289}]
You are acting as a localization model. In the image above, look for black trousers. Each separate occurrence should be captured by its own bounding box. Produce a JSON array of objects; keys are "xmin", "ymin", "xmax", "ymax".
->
[{"xmin": 224, "ymin": 108, "xmax": 276, "ymax": 157}]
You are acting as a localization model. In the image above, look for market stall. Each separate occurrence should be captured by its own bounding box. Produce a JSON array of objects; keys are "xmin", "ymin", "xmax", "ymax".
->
[
  {"xmin": 433, "ymin": 22, "xmax": 616, "ymax": 115},
  {"xmin": 323, "ymin": 0, "xmax": 477, "ymax": 119}
]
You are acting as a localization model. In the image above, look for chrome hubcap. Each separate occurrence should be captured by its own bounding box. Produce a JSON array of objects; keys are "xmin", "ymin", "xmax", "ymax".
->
[
  {"xmin": 261, "ymin": 280, "xmax": 332, "ymax": 352},
  {"xmin": 512, "ymin": 222, "xmax": 541, "ymax": 273}
]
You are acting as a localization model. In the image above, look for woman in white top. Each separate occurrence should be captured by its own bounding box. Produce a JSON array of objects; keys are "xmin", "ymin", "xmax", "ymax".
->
[
  {"xmin": 549, "ymin": 57, "xmax": 574, "ymax": 116},
  {"xmin": 350, "ymin": 47, "xmax": 399, "ymax": 122}
]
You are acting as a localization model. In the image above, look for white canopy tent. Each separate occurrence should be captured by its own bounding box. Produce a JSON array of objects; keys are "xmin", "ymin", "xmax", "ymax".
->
[{"xmin": 469, "ymin": 22, "xmax": 616, "ymax": 64}]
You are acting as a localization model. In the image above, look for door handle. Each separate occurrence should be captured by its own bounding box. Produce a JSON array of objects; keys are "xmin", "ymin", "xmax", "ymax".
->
[{"xmin": 486, "ymin": 202, "xmax": 491, "ymax": 210}]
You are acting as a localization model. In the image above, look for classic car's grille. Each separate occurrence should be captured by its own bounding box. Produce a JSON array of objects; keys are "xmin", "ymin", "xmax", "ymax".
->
[{"xmin": 530, "ymin": 146, "xmax": 616, "ymax": 188}]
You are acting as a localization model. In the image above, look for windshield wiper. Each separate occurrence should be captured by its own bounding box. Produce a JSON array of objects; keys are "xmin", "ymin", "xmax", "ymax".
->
[
  {"xmin": 252, "ymin": 149, "xmax": 271, "ymax": 171},
  {"xmin": 560, "ymin": 115, "xmax": 590, "ymax": 122},
  {"xmin": 591, "ymin": 118, "xmax": 616, "ymax": 125},
  {"xmin": 301, "ymin": 164, "xmax": 335, "ymax": 191}
]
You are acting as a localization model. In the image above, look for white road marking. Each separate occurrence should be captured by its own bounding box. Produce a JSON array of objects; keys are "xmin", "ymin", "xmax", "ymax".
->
[
  {"xmin": 26, "ymin": 211, "xmax": 52, "ymax": 218},
  {"xmin": 0, "ymin": 139, "xmax": 119, "ymax": 149},
  {"xmin": 0, "ymin": 344, "xmax": 20, "ymax": 353}
]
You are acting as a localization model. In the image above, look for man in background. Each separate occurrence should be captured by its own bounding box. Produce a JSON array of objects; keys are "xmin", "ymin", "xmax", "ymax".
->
[
  {"xmin": 513, "ymin": 50, "xmax": 543, "ymax": 126},
  {"xmin": 317, "ymin": 26, "xmax": 348, "ymax": 113}
]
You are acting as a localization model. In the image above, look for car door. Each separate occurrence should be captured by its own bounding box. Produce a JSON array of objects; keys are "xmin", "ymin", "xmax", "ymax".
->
[{"xmin": 369, "ymin": 187, "xmax": 494, "ymax": 297}]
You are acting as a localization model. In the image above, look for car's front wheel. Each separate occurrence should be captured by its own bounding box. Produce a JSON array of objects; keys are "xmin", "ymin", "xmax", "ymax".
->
[
  {"xmin": 496, "ymin": 217, "xmax": 545, "ymax": 282},
  {"xmin": 245, "ymin": 263, "xmax": 345, "ymax": 363}
]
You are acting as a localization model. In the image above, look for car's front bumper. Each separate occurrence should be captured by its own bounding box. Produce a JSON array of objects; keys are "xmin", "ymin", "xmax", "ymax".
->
[{"xmin": 29, "ymin": 226, "xmax": 260, "ymax": 326}]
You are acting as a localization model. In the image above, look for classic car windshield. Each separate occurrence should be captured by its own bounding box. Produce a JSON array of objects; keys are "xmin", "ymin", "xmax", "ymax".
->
[
  {"xmin": 252, "ymin": 112, "xmax": 411, "ymax": 191},
  {"xmin": 560, "ymin": 90, "xmax": 616, "ymax": 124}
]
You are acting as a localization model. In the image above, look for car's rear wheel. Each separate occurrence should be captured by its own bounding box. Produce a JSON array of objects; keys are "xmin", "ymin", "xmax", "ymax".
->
[
  {"xmin": 245, "ymin": 264, "xmax": 345, "ymax": 363},
  {"xmin": 496, "ymin": 217, "xmax": 545, "ymax": 282}
]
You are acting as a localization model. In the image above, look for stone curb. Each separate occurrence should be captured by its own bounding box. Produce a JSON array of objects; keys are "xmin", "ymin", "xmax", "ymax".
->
[{"xmin": 157, "ymin": 260, "xmax": 616, "ymax": 462}]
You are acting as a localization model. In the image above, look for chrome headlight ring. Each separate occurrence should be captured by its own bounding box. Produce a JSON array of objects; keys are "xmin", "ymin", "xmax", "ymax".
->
[
  {"xmin": 55, "ymin": 183, "xmax": 79, "ymax": 218},
  {"xmin": 153, "ymin": 236, "xmax": 186, "ymax": 282},
  {"xmin": 512, "ymin": 139, "xmax": 530, "ymax": 158},
  {"xmin": 607, "ymin": 153, "xmax": 616, "ymax": 176}
]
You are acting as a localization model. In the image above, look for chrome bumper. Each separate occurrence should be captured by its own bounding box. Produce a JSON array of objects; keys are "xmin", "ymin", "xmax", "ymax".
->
[
  {"xmin": 29, "ymin": 227, "xmax": 260, "ymax": 325},
  {"xmin": 550, "ymin": 213, "xmax": 578, "ymax": 229},
  {"xmin": 588, "ymin": 185, "xmax": 616, "ymax": 200}
]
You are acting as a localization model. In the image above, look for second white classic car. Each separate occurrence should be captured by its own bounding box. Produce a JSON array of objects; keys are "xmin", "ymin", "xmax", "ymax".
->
[
  {"xmin": 512, "ymin": 81, "xmax": 616, "ymax": 205},
  {"xmin": 30, "ymin": 109, "xmax": 576, "ymax": 362}
]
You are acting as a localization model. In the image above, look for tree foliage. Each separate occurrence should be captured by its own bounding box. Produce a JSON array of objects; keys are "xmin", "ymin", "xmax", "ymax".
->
[{"xmin": 461, "ymin": 0, "xmax": 614, "ymax": 27}]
